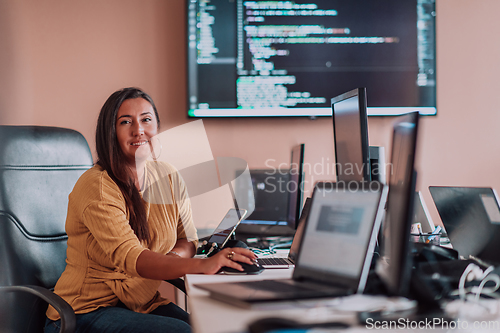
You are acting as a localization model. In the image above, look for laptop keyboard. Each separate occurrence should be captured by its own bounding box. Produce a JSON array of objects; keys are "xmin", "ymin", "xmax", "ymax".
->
[{"xmin": 257, "ymin": 257, "xmax": 292, "ymax": 266}]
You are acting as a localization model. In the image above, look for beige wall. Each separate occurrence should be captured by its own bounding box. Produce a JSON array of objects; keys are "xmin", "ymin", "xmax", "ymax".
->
[{"xmin": 1, "ymin": 0, "xmax": 499, "ymax": 226}]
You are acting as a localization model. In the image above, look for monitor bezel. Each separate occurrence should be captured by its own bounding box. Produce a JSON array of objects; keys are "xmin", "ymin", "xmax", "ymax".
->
[
  {"xmin": 287, "ymin": 143, "xmax": 305, "ymax": 230},
  {"xmin": 294, "ymin": 181, "xmax": 389, "ymax": 293},
  {"xmin": 377, "ymin": 111, "xmax": 420, "ymax": 297},
  {"xmin": 331, "ymin": 87, "xmax": 371, "ymax": 182}
]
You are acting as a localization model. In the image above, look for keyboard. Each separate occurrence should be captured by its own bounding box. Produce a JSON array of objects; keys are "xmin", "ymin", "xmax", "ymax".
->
[{"xmin": 257, "ymin": 257, "xmax": 294, "ymax": 267}]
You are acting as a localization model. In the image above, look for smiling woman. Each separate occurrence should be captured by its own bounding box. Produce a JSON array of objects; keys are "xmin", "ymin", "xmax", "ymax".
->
[
  {"xmin": 95, "ymin": 88, "xmax": 162, "ymax": 243},
  {"xmin": 44, "ymin": 87, "xmax": 257, "ymax": 333}
]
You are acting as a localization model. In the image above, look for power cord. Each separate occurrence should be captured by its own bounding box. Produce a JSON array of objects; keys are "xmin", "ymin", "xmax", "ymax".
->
[
  {"xmin": 445, "ymin": 263, "xmax": 500, "ymax": 321},
  {"xmin": 245, "ymin": 236, "xmax": 293, "ymax": 254},
  {"xmin": 269, "ymin": 241, "xmax": 293, "ymax": 251},
  {"xmin": 456, "ymin": 263, "xmax": 499, "ymax": 301}
]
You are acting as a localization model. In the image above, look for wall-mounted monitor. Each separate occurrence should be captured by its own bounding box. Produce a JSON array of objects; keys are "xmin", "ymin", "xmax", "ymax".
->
[
  {"xmin": 187, "ymin": 0, "xmax": 436, "ymax": 118},
  {"xmin": 332, "ymin": 88, "xmax": 370, "ymax": 182}
]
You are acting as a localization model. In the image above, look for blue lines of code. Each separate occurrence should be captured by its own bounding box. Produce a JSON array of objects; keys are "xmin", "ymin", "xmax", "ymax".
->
[{"xmin": 237, "ymin": 1, "xmax": 403, "ymax": 109}]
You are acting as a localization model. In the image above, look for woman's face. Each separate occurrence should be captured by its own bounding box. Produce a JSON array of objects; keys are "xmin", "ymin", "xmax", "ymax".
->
[{"xmin": 115, "ymin": 97, "xmax": 158, "ymax": 167}]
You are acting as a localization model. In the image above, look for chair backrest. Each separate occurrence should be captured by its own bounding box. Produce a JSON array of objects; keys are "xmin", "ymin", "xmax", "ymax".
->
[{"xmin": 0, "ymin": 125, "xmax": 93, "ymax": 333}]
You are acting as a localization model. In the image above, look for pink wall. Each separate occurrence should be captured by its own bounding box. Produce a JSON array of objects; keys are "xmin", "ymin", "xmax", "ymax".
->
[{"xmin": 1, "ymin": 0, "xmax": 500, "ymax": 226}]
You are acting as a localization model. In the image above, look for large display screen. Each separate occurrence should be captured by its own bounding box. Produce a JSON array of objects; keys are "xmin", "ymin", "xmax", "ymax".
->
[{"xmin": 187, "ymin": 0, "xmax": 436, "ymax": 117}]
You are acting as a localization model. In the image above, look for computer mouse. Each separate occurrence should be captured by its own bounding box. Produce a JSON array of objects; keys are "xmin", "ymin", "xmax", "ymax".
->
[
  {"xmin": 219, "ymin": 261, "xmax": 265, "ymax": 275},
  {"xmin": 248, "ymin": 317, "xmax": 301, "ymax": 333},
  {"xmin": 248, "ymin": 317, "xmax": 350, "ymax": 333}
]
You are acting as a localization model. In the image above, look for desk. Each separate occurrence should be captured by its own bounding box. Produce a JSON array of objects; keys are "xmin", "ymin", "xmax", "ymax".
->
[
  {"xmin": 186, "ymin": 269, "xmax": 288, "ymax": 333},
  {"xmin": 186, "ymin": 269, "xmax": 361, "ymax": 333},
  {"xmin": 186, "ymin": 268, "xmax": 500, "ymax": 333}
]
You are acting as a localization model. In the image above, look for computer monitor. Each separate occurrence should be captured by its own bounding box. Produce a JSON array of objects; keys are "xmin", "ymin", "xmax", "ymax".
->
[
  {"xmin": 235, "ymin": 169, "xmax": 293, "ymax": 236},
  {"xmin": 235, "ymin": 144, "xmax": 305, "ymax": 236},
  {"xmin": 376, "ymin": 111, "xmax": 420, "ymax": 297},
  {"xmin": 332, "ymin": 88, "xmax": 371, "ymax": 182},
  {"xmin": 187, "ymin": 0, "xmax": 437, "ymax": 117},
  {"xmin": 286, "ymin": 143, "xmax": 305, "ymax": 229}
]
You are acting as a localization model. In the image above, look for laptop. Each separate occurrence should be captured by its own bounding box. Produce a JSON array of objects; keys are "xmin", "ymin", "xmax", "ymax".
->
[
  {"xmin": 198, "ymin": 208, "xmax": 247, "ymax": 256},
  {"xmin": 429, "ymin": 186, "xmax": 500, "ymax": 264},
  {"xmin": 195, "ymin": 181, "xmax": 389, "ymax": 308},
  {"xmin": 257, "ymin": 197, "xmax": 312, "ymax": 269}
]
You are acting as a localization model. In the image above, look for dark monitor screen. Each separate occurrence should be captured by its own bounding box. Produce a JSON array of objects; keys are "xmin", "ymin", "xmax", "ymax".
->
[
  {"xmin": 377, "ymin": 111, "xmax": 419, "ymax": 297},
  {"xmin": 245, "ymin": 169, "xmax": 289, "ymax": 223},
  {"xmin": 286, "ymin": 143, "xmax": 305, "ymax": 229},
  {"xmin": 187, "ymin": 0, "xmax": 436, "ymax": 118},
  {"xmin": 332, "ymin": 88, "xmax": 370, "ymax": 182},
  {"xmin": 235, "ymin": 169, "xmax": 292, "ymax": 235}
]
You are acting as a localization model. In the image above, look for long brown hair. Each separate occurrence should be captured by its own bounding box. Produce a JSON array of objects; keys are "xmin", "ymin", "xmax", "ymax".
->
[{"xmin": 95, "ymin": 87, "xmax": 160, "ymax": 243}]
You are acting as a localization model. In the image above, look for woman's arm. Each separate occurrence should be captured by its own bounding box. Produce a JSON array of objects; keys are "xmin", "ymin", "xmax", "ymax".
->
[
  {"xmin": 168, "ymin": 238, "xmax": 196, "ymax": 258},
  {"xmin": 136, "ymin": 247, "xmax": 257, "ymax": 280}
]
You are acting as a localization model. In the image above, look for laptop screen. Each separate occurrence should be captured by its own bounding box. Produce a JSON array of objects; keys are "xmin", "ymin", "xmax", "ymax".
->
[
  {"xmin": 430, "ymin": 186, "xmax": 500, "ymax": 262},
  {"xmin": 288, "ymin": 197, "xmax": 312, "ymax": 262},
  {"xmin": 208, "ymin": 208, "xmax": 247, "ymax": 248},
  {"xmin": 295, "ymin": 182, "xmax": 387, "ymax": 291}
]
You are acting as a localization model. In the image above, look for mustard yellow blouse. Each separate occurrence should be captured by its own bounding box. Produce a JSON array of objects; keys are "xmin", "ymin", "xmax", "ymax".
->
[{"xmin": 47, "ymin": 162, "xmax": 198, "ymax": 321}]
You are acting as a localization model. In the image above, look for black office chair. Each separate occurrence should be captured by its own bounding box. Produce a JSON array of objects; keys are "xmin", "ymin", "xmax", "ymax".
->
[
  {"xmin": 0, "ymin": 125, "xmax": 94, "ymax": 333},
  {"xmin": 0, "ymin": 125, "xmax": 187, "ymax": 333}
]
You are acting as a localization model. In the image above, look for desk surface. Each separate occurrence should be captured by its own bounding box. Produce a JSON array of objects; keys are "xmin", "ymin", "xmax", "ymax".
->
[
  {"xmin": 186, "ymin": 248, "xmax": 500, "ymax": 333},
  {"xmin": 187, "ymin": 269, "xmax": 289, "ymax": 333},
  {"xmin": 186, "ymin": 269, "xmax": 377, "ymax": 333},
  {"xmin": 186, "ymin": 268, "xmax": 500, "ymax": 333}
]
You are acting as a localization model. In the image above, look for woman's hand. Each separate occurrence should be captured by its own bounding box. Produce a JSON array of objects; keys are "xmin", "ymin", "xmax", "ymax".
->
[
  {"xmin": 136, "ymin": 246, "xmax": 257, "ymax": 279},
  {"xmin": 199, "ymin": 247, "xmax": 257, "ymax": 275}
]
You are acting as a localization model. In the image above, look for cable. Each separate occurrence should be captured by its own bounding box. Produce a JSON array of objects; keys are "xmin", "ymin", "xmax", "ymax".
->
[
  {"xmin": 445, "ymin": 263, "xmax": 500, "ymax": 321},
  {"xmin": 456, "ymin": 264, "xmax": 499, "ymax": 300},
  {"xmin": 249, "ymin": 247, "xmax": 272, "ymax": 254},
  {"xmin": 245, "ymin": 236, "xmax": 293, "ymax": 253},
  {"xmin": 269, "ymin": 241, "xmax": 293, "ymax": 251},
  {"xmin": 474, "ymin": 273, "xmax": 500, "ymax": 302},
  {"xmin": 458, "ymin": 264, "xmax": 476, "ymax": 301}
]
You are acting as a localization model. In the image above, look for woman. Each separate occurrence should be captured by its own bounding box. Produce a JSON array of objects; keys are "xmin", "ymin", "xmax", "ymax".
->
[{"xmin": 45, "ymin": 87, "xmax": 256, "ymax": 333}]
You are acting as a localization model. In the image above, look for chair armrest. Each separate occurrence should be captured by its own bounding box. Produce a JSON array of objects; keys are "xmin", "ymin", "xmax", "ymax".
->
[
  {"xmin": 0, "ymin": 285, "xmax": 76, "ymax": 333},
  {"xmin": 165, "ymin": 278, "xmax": 186, "ymax": 294}
]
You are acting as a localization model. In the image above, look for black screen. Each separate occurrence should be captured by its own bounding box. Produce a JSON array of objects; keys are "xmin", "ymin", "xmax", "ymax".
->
[
  {"xmin": 377, "ymin": 111, "xmax": 419, "ymax": 297},
  {"xmin": 332, "ymin": 88, "xmax": 370, "ymax": 182},
  {"xmin": 429, "ymin": 187, "xmax": 500, "ymax": 264},
  {"xmin": 239, "ymin": 169, "xmax": 289, "ymax": 225},
  {"xmin": 286, "ymin": 143, "xmax": 305, "ymax": 229}
]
